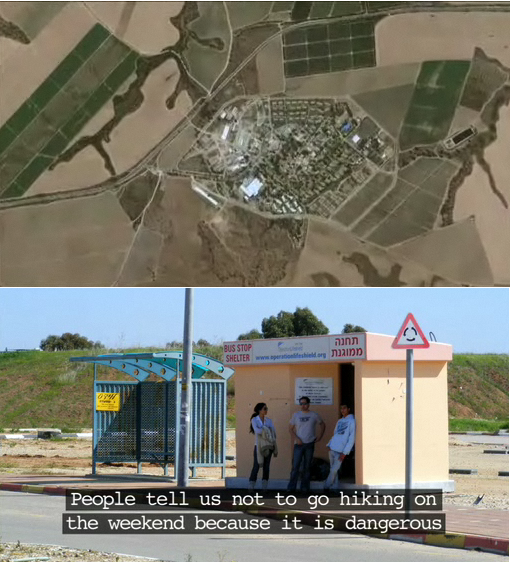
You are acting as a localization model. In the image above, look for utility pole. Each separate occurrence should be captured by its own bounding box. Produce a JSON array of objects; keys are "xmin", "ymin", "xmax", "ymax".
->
[{"xmin": 178, "ymin": 288, "xmax": 194, "ymax": 487}]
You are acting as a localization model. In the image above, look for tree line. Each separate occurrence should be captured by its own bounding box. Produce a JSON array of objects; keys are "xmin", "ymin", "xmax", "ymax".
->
[{"xmin": 39, "ymin": 308, "xmax": 365, "ymax": 352}]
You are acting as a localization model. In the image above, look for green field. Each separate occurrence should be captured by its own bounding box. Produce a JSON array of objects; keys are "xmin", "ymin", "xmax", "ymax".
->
[
  {"xmin": 399, "ymin": 60, "xmax": 471, "ymax": 149},
  {"xmin": 283, "ymin": 20, "xmax": 375, "ymax": 77},
  {"xmin": 272, "ymin": 1, "xmax": 294, "ymax": 12},
  {"xmin": 0, "ymin": 23, "xmax": 140, "ymax": 199},
  {"xmin": 331, "ymin": 2, "xmax": 364, "ymax": 16}
]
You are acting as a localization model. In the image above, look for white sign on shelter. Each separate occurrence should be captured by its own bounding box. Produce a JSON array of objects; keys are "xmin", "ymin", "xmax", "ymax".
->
[
  {"xmin": 295, "ymin": 378, "xmax": 333, "ymax": 405},
  {"xmin": 223, "ymin": 333, "xmax": 366, "ymax": 365}
]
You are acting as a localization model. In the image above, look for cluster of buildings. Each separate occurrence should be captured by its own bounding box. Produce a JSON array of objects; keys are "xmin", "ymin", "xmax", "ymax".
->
[{"xmin": 178, "ymin": 96, "xmax": 395, "ymax": 217}]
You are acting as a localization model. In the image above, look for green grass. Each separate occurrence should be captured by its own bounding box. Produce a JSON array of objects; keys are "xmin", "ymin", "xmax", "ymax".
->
[
  {"xmin": 449, "ymin": 419, "xmax": 508, "ymax": 433},
  {"xmin": 0, "ymin": 351, "xmax": 506, "ymax": 430}
]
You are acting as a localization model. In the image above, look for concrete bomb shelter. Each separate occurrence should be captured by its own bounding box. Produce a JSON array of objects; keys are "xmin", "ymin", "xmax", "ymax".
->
[{"xmin": 223, "ymin": 332, "xmax": 454, "ymax": 491}]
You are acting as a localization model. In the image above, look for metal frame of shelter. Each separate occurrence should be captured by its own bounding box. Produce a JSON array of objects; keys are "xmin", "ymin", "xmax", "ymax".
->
[{"xmin": 70, "ymin": 352, "xmax": 234, "ymax": 479}]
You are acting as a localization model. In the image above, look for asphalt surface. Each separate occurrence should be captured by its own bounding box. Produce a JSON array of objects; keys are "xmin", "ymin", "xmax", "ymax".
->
[
  {"xmin": 454, "ymin": 435, "xmax": 509, "ymax": 446},
  {"xmin": 0, "ymin": 491, "xmax": 506, "ymax": 562}
]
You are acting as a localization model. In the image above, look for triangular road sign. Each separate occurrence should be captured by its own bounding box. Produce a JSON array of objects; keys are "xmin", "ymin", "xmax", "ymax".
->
[{"xmin": 392, "ymin": 313, "xmax": 430, "ymax": 349}]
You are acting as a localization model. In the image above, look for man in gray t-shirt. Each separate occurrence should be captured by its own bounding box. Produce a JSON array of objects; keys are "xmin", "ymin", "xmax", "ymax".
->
[{"xmin": 287, "ymin": 396, "xmax": 325, "ymax": 492}]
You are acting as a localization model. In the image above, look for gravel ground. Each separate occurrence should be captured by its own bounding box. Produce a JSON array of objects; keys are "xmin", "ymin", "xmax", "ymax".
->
[
  {"xmin": 0, "ymin": 542, "xmax": 166, "ymax": 561},
  {"xmin": 0, "ymin": 435, "xmax": 508, "ymax": 510},
  {"xmin": 444, "ymin": 435, "xmax": 509, "ymax": 510}
]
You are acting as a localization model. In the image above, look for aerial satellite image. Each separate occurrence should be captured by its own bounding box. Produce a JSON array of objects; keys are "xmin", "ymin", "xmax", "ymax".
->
[{"xmin": 0, "ymin": 1, "xmax": 509, "ymax": 286}]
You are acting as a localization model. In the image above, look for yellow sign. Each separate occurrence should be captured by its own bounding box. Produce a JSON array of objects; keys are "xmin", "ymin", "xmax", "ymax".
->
[{"xmin": 96, "ymin": 392, "xmax": 120, "ymax": 411}]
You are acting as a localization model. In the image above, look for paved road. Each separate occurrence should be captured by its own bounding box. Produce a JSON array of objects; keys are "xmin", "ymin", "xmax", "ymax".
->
[
  {"xmin": 0, "ymin": 492, "xmax": 505, "ymax": 562},
  {"xmin": 454, "ymin": 434, "xmax": 509, "ymax": 446}
]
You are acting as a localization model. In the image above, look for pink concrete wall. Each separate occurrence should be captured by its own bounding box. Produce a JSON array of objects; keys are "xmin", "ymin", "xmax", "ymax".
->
[{"xmin": 358, "ymin": 361, "xmax": 449, "ymax": 485}]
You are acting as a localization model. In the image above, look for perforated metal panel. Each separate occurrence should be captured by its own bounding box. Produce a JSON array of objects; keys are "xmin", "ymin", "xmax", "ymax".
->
[
  {"xmin": 94, "ymin": 379, "xmax": 225, "ymax": 470},
  {"xmin": 190, "ymin": 379, "xmax": 225, "ymax": 466},
  {"xmin": 95, "ymin": 382, "xmax": 137, "ymax": 462}
]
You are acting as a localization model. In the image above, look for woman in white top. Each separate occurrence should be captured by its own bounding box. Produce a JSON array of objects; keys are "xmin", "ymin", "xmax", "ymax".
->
[{"xmin": 248, "ymin": 402, "xmax": 277, "ymax": 490}]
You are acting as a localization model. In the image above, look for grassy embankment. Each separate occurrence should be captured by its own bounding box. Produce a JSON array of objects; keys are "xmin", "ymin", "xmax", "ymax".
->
[{"xmin": 0, "ymin": 349, "xmax": 506, "ymax": 431}]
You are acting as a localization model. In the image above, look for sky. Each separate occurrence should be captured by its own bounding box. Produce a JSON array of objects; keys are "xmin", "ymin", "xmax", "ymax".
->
[{"xmin": 0, "ymin": 288, "xmax": 508, "ymax": 354}]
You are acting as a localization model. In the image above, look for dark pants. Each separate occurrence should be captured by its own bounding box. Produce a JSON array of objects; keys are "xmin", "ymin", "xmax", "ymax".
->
[
  {"xmin": 287, "ymin": 442, "xmax": 315, "ymax": 492},
  {"xmin": 249, "ymin": 445, "xmax": 272, "ymax": 482}
]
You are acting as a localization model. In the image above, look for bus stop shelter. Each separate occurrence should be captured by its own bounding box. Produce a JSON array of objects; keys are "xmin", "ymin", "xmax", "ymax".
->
[
  {"xmin": 222, "ymin": 332, "xmax": 454, "ymax": 490},
  {"xmin": 70, "ymin": 352, "xmax": 234, "ymax": 478}
]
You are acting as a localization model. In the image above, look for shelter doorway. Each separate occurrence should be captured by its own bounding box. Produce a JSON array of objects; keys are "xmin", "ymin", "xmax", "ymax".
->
[{"xmin": 339, "ymin": 362, "xmax": 355, "ymax": 481}]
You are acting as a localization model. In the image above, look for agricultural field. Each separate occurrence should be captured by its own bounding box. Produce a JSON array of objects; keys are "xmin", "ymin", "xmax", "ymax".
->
[
  {"xmin": 183, "ymin": 2, "xmax": 232, "ymax": 91},
  {"xmin": 281, "ymin": 218, "xmax": 451, "ymax": 287},
  {"xmin": 283, "ymin": 19, "xmax": 375, "ymax": 77},
  {"xmin": 459, "ymin": 47, "xmax": 509, "ymax": 112},
  {"xmin": 0, "ymin": 23, "xmax": 140, "ymax": 198},
  {"xmin": 0, "ymin": 192, "xmax": 134, "ymax": 286},
  {"xmin": 0, "ymin": 1, "xmax": 67, "ymax": 39},
  {"xmin": 226, "ymin": 2, "xmax": 272, "ymax": 30},
  {"xmin": 84, "ymin": 2, "xmax": 182, "ymax": 54},
  {"xmin": 399, "ymin": 60, "xmax": 471, "ymax": 149},
  {"xmin": 334, "ymin": 172, "xmax": 394, "ymax": 228},
  {"xmin": 0, "ymin": 1, "xmax": 508, "ymax": 287},
  {"xmin": 390, "ymin": 217, "xmax": 494, "ymax": 286},
  {"xmin": 352, "ymin": 159, "xmax": 458, "ymax": 245},
  {"xmin": 353, "ymin": 83, "xmax": 415, "ymax": 137}
]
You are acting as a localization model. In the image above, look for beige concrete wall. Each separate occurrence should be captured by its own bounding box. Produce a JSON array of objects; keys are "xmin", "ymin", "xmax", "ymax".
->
[
  {"xmin": 234, "ymin": 363, "xmax": 342, "ymax": 479},
  {"xmin": 358, "ymin": 361, "xmax": 449, "ymax": 485},
  {"xmin": 233, "ymin": 356, "xmax": 449, "ymax": 486}
]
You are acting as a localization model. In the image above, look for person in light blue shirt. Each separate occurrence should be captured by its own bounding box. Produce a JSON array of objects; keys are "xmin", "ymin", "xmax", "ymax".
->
[{"xmin": 324, "ymin": 404, "xmax": 355, "ymax": 490}]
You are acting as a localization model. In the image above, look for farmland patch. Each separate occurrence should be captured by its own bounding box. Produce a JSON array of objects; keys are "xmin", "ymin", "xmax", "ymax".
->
[
  {"xmin": 0, "ymin": 23, "xmax": 141, "ymax": 199},
  {"xmin": 333, "ymin": 172, "xmax": 394, "ymax": 227},
  {"xmin": 0, "ymin": 1, "xmax": 68, "ymax": 40},
  {"xmin": 283, "ymin": 19, "xmax": 376, "ymax": 77},
  {"xmin": 391, "ymin": 218, "xmax": 494, "ymax": 286},
  {"xmin": 0, "ymin": 192, "xmax": 134, "ymax": 286},
  {"xmin": 256, "ymin": 35, "xmax": 285, "ymax": 94},
  {"xmin": 286, "ymin": 62, "xmax": 419, "ymax": 96},
  {"xmin": 226, "ymin": 2, "xmax": 272, "ymax": 30},
  {"xmin": 399, "ymin": 60, "xmax": 471, "ymax": 150},
  {"xmin": 353, "ymin": 83, "xmax": 415, "ymax": 138},
  {"xmin": 283, "ymin": 218, "xmax": 439, "ymax": 287},
  {"xmin": 183, "ymin": 2, "xmax": 232, "ymax": 90},
  {"xmin": 459, "ymin": 48, "xmax": 509, "ymax": 113}
]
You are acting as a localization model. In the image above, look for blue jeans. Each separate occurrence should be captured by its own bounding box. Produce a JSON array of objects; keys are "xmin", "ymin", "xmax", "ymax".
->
[
  {"xmin": 249, "ymin": 445, "xmax": 272, "ymax": 482},
  {"xmin": 287, "ymin": 442, "xmax": 315, "ymax": 492}
]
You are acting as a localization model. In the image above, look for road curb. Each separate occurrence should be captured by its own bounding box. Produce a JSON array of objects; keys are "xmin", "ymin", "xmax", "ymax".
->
[
  {"xmin": 0, "ymin": 483, "xmax": 508, "ymax": 555},
  {"xmin": 1, "ymin": 483, "xmax": 66, "ymax": 496}
]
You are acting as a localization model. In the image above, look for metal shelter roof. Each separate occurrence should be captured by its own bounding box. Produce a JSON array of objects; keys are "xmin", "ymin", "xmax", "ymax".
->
[{"xmin": 70, "ymin": 352, "xmax": 234, "ymax": 382}]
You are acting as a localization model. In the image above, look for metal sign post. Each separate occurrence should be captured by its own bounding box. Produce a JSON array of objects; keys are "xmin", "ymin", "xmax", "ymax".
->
[
  {"xmin": 392, "ymin": 313, "xmax": 430, "ymax": 517},
  {"xmin": 405, "ymin": 348, "xmax": 414, "ymax": 515},
  {"xmin": 178, "ymin": 288, "xmax": 194, "ymax": 487}
]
